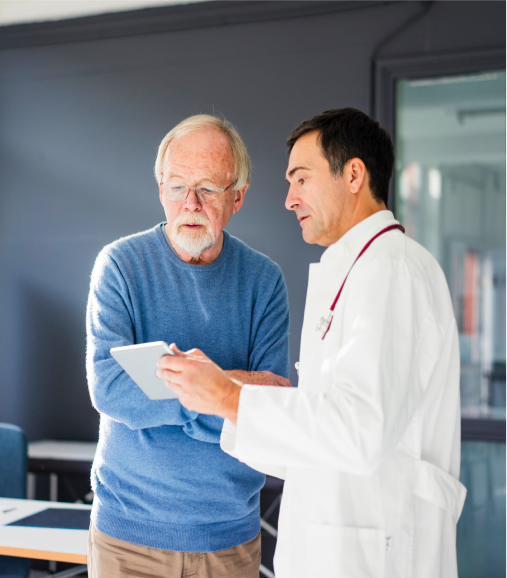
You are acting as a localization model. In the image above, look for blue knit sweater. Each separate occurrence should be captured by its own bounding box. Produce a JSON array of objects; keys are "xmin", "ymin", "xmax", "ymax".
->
[{"xmin": 86, "ymin": 224, "xmax": 290, "ymax": 552}]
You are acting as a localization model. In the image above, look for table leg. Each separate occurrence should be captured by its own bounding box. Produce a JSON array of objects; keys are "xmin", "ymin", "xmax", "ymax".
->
[
  {"xmin": 51, "ymin": 564, "xmax": 87, "ymax": 577},
  {"xmin": 27, "ymin": 473, "xmax": 36, "ymax": 500},
  {"xmin": 49, "ymin": 474, "xmax": 59, "ymax": 572},
  {"xmin": 259, "ymin": 564, "xmax": 275, "ymax": 578},
  {"xmin": 49, "ymin": 473, "xmax": 58, "ymax": 502}
]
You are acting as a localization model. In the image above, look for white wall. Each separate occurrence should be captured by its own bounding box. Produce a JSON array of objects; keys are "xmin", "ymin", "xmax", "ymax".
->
[{"xmin": 0, "ymin": 0, "xmax": 205, "ymax": 26}]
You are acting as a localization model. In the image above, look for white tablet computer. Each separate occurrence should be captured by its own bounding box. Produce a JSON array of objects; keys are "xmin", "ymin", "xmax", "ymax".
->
[{"xmin": 110, "ymin": 341, "xmax": 178, "ymax": 400}]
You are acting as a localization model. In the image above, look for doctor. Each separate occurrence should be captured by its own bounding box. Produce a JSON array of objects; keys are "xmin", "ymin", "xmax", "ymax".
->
[{"xmin": 157, "ymin": 108, "xmax": 466, "ymax": 578}]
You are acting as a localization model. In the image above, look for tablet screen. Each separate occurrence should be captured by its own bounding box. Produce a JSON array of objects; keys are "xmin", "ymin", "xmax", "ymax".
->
[{"xmin": 110, "ymin": 341, "xmax": 178, "ymax": 400}]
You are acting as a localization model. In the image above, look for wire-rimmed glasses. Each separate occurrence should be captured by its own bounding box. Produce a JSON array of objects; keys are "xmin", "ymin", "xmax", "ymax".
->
[{"xmin": 160, "ymin": 181, "xmax": 234, "ymax": 205}]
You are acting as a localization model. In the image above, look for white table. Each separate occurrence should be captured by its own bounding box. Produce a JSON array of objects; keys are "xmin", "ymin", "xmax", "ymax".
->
[
  {"xmin": 28, "ymin": 441, "xmax": 97, "ymax": 464},
  {"xmin": 28, "ymin": 441, "xmax": 97, "ymax": 501},
  {"xmin": 0, "ymin": 497, "xmax": 90, "ymax": 565}
]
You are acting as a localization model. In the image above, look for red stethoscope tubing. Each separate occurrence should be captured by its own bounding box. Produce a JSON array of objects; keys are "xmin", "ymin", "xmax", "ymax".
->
[{"xmin": 320, "ymin": 224, "xmax": 405, "ymax": 340}]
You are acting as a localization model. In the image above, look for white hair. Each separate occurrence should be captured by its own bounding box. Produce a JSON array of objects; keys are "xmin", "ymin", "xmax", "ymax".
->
[{"xmin": 154, "ymin": 114, "xmax": 251, "ymax": 190}]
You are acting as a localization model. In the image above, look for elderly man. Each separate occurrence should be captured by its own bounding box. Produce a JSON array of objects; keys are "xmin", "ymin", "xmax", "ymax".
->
[
  {"xmin": 158, "ymin": 109, "xmax": 466, "ymax": 578},
  {"xmin": 86, "ymin": 115, "xmax": 290, "ymax": 577}
]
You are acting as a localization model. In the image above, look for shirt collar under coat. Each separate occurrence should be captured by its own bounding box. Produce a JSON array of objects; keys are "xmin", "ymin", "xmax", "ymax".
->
[{"xmin": 319, "ymin": 210, "xmax": 400, "ymax": 266}]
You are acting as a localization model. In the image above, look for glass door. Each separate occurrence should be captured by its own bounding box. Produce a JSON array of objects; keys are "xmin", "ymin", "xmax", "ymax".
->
[{"xmin": 395, "ymin": 70, "xmax": 506, "ymax": 578}]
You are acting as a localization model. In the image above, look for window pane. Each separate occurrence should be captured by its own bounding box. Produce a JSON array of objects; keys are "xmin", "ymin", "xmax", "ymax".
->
[
  {"xmin": 458, "ymin": 441, "xmax": 506, "ymax": 577},
  {"xmin": 395, "ymin": 72, "xmax": 506, "ymax": 420}
]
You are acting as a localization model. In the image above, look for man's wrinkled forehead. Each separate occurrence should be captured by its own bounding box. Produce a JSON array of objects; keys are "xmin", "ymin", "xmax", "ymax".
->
[{"xmin": 162, "ymin": 130, "xmax": 234, "ymax": 174}]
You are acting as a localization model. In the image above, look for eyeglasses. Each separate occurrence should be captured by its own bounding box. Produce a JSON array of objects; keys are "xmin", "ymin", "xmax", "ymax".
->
[{"xmin": 160, "ymin": 181, "xmax": 234, "ymax": 205}]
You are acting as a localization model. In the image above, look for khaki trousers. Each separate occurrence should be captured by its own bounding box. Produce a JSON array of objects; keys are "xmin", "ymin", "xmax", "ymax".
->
[{"xmin": 87, "ymin": 522, "xmax": 261, "ymax": 578}]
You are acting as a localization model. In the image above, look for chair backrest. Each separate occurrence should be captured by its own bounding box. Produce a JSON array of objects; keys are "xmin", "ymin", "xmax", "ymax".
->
[{"xmin": 0, "ymin": 423, "xmax": 27, "ymax": 499}]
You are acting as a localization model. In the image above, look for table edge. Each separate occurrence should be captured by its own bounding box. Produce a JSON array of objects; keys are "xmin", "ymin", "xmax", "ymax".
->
[{"xmin": 0, "ymin": 545, "xmax": 86, "ymax": 564}]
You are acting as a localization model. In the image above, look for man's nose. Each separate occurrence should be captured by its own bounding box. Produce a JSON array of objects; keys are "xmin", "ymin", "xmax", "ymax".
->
[
  {"xmin": 285, "ymin": 184, "xmax": 299, "ymax": 211},
  {"xmin": 184, "ymin": 188, "xmax": 202, "ymax": 211}
]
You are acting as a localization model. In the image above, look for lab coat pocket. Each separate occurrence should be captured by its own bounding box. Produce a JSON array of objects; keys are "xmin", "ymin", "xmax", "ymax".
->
[{"xmin": 305, "ymin": 524, "xmax": 386, "ymax": 578}]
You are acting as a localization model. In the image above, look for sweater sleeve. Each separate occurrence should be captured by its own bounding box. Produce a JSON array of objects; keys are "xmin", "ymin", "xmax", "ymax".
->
[
  {"xmin": 86, "ymin": 252, "xmax": 199, "ymax": 430},
  {"xmin": 248, "ymin": 270, "xmax": 290, "ymax": 378}
]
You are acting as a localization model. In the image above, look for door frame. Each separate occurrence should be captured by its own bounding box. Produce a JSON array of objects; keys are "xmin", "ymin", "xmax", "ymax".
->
[{"xmin": 373, "ymin": 48, "xmax": 506, "ymax": 441}]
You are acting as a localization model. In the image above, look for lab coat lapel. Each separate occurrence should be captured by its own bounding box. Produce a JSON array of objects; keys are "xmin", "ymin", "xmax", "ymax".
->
[{"xmin": 298, "ymin": 211, "xmax": 401, "ymax": 387}]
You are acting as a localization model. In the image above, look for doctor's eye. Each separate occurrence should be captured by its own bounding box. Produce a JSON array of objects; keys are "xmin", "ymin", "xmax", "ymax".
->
[{"xmin": 298, "ymin": 178, "xmax": 306, "ymax": 186}]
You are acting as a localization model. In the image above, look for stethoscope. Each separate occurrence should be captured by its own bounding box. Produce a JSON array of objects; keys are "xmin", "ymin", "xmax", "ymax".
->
[{"xmin": 316, "ymin": 224, "xmax": 405, "ymax": 340}]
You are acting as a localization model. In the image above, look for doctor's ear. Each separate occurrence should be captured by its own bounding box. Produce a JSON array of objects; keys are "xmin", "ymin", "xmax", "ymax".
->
[{"xmin": 345, "ymin": 158, "xmax": 367, "ymax": 195}]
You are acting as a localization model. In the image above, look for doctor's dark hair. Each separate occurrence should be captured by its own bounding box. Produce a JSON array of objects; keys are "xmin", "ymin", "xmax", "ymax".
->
[{"xmin": 287, "ymin": 108, "xmax": 394, "ymax": 205}]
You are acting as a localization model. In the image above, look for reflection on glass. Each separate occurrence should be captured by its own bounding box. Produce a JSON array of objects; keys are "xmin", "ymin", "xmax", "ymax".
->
[
  {"xmin": 395, "ymin": 71, "xmax": 506, "ymax": 420},
  {"xmin": 458, "ymin": 441, "xmax": 506, "ymax": 578}
]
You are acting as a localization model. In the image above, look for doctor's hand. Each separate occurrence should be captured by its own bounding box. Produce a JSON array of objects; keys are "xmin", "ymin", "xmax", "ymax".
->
[{"xmin": 156, "ymin": 344, "xmax": 241, "ymax": 425}]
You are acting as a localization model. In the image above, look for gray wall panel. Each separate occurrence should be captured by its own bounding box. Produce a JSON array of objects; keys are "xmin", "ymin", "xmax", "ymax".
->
[{"xmin": 0, "ymin": 1, "xmax": 504, "ymax": 441}]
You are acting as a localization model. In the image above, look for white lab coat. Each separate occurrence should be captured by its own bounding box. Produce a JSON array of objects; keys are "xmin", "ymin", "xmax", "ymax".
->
[{"xmin": 221, "ymin": 211, "xmax": 466, "ymax": 578}]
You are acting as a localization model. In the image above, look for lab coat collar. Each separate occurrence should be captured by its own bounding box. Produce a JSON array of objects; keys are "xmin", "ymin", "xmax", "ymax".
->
[{"xmin": 320, "ymin": 210, "xmax": 399, "ymax": 265}]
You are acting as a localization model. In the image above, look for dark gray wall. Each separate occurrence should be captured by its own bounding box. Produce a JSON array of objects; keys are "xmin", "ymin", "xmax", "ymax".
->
[{"xmin": 0, "ymin": 1, "xmax": 504, "ymax": 441}]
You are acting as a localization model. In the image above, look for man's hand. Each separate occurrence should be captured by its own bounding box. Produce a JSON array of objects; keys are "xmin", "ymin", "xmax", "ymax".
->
[
  {"xmin": 225, "ymin": 369, "xmax": 291, "ymax": 388},
  {"xmin": 156, "ymin": 345, "xmax": 242, "ymax": 424}
]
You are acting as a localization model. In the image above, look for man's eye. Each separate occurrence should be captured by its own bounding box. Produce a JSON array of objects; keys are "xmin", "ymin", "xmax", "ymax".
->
[
  {"xmin": 201, "ymin": 188, "xmax": 215, "ymax": 194},
  {"xmin": 298, "ymin": 178, "xmax": 306, "ymax": 185},
  {"xmin": 171, "ymin": 186, "xmax": 185, "ymax": 193}
]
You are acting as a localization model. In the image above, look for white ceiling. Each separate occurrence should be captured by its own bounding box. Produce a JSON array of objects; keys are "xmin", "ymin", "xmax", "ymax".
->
[{"xmin": 0, "ymin": 0, "xmax": 210, "ymax": 27}]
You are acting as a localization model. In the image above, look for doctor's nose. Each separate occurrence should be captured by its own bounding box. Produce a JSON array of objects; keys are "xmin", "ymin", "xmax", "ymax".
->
[{"xmin": 285, "ymin": 185, "xmax": 299, "ymax": 211}]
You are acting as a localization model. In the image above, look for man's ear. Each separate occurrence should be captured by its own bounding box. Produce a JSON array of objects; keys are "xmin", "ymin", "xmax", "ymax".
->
[
  {"xmin": 345, "ymin": 158, "xmax": 367, "ymax": 195},
  {"xmin": 231, "ymin": 184, "xmax": 249, "ymax": 214}
]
